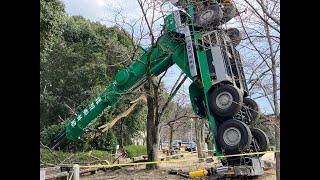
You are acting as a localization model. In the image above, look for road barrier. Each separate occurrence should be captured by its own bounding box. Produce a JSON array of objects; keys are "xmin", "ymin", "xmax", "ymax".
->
[
  {"xmin": 76, "ymin": 150, "xmax": 278, "ymax": 169},
  {"xmin": 48, "ymin": 150, "xmax": 279, "ymax": 179}
]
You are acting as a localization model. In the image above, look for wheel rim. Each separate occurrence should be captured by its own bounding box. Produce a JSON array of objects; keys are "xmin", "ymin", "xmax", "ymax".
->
[
  {"xmin": 223, "ymin": 127, "xmax": 241, "ymax": 146},
  {"xmin": 216, "ymin": 91, "xmax": 233, "ymax": 109}
]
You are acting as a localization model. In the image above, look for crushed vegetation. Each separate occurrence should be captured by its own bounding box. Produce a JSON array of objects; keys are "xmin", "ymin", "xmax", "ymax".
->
[
  {"xmin": 40, "ymin": 148, "xmax": 112, "ymax": 166},
  {"xmin": 40, "ymin": 145, "xmax": 147, "ymax": 166}
]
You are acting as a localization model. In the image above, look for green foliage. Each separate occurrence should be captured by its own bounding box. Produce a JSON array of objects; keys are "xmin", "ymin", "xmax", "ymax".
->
[
  {"xmin": 40, "ymin": 148, "xmax": 112, "ymax": 165},
  {"xmin": 40, "ymin": 0, "xmax": 66, "ymax": 62},
  {"xmin": 40, "ymin": 13, "xmax": 134, "ymax": 130},
  {"xmin": 124, "ymin": 145, "xmax": 147, "ymax": 158},
  {"xmin": 40, "ymin": 0, "xmax": 149, "ymax": 152},
  {"xmin": 90, "ymin": 131, "xmax": 118, "ymax": 152},
  {"xmin": 40, "ymin": 123, "xmax": 65, "ymax": 145},
  {"xmin": 40, "ymin": 123, "xmax": 118, "ymax": 153}
]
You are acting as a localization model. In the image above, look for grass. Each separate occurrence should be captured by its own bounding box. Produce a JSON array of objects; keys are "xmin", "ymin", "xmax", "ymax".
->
[
  {"xmin": 40, "ymin": 148, "xmax": 112, "ymax": 166},
  {"xmin": 40, "ymin": 145, "xmax": 147, "ymax": 166},
  {"xmin": 124, "ymin": 145, "xmax": 147, "ymax": 158}
]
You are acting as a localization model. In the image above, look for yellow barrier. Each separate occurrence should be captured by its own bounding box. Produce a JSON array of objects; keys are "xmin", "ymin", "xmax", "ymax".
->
[
  {"xmin": 79, "ymin": 158, "xmax": 191, "ymax": 169},
  {"xmin": 74, "ymin": 150, "xmax": 279, "ymax": 169},
  {"xmin": 217, "ymin": 151, "xmax": 280, "ymax": 158}
]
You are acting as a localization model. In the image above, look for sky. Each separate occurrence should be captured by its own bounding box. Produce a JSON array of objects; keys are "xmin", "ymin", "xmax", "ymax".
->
[{"xmin": 61, "ymin": 0, "xmax": 273, "ymax": 114}]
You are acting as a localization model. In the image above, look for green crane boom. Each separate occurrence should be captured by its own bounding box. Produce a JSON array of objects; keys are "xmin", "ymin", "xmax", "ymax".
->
[{"xmin": 48, "ymin": 31, "xmax": 193, "ymax": 148}]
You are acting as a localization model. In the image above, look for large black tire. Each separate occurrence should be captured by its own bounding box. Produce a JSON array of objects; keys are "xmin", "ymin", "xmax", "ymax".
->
[
  {"xmin": 225, "ymin": 28, "xmax": 241, "ymax": 46},
  {"xmin": 221, "ymin": 5, "xmax": 238, "ymax": 24},
  {"xmin": 217, "ymin": 120, "xmax": 252, "ymax": 154},
  {"xmin": 250, "ymin": 128, "xmax": 269, "ymax": 152},
  {"xmin": 209, "ymin": 85, "xmax": 243, "ymax": 118},
  {"xmin": 243, "ymin": 98, "xmax": 260, "ymax": 122},
  {"xmin": 195, "ymin": 4, "xmax": 223, "ymax": 27}
]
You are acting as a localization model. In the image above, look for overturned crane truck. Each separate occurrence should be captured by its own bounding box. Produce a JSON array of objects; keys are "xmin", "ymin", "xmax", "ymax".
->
[{"xmin": 48, "ymin": 0, "xmax": 269, "ymax": 175}]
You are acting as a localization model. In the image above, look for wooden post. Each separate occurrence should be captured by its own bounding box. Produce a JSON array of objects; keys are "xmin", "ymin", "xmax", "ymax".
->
[{"xmin": 73, "ymin": 164, "xmax": 80, "ymax": 180}]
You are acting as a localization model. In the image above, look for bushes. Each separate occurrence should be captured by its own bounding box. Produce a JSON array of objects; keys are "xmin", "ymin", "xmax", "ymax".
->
[
  {"xmin": 124, "ymin": 145, "xmax": 147, "ymax": 158},
  {"xmin": 91, "ymin": 131, "xmax": 118, "ymax": 152}
]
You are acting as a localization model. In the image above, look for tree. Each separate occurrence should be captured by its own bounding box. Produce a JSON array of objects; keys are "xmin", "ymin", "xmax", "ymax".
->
[
  {"xmin": 40, "ymin": 1, "xmax": 149, "ymax": 153},
  {"xmin": 130, "ymin": 0, "xmax": 188, "ymax": 169},
  {"xmin": 101, "ymin": 1, "xmax": 190, "ymax": 169},
  {"xmin": 231, "ymin": 0, "xmax": 280, "ymax": 178},
  {"xmin": 40, "ymin": 0, "xmax": 66, "ymax": 62},
  {"xmin": 160, "ymin": 93, "xmax": 195, "ymax": 153},
  {"xmin": 40, "ymin": 15, "xmax": 133, "ymax": 129}
]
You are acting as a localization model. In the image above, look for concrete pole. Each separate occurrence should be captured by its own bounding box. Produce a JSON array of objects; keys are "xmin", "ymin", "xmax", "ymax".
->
[
  {"xmin": 40, "ymin": 169, "xmax": 45, "ymax": 180},
  {"xmin": 275, "ymin": 124, "xmax": 280, "ymax": 180},
  {"xmin": 73, "ymin": 164, "xmax": 80, "ymax": 180}
]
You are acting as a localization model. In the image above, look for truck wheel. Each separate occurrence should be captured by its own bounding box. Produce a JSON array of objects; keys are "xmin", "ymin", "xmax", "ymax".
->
[
  {"xmin": 195, "ymin": 4, "xmax": 223, "ymax": 27},
  {"xmin": 209, "ymin": 85, "xmax": 243, "ymax": 118},
  {"xmin": 243, "ymin": 98, "xmax": 260, "ymax": 122},
  {"xmin": 217, "ymin": 120, "xmax": 252, "ymax": 154},
  {"xmin": 225, "ymin": 28, "xmax": 241, "ymax": 46},
  {"xmin": 250, "ymin": 128, "xmax": 269, "ymax": 152},
  {"xmin": 221, "ymin": 5, "xmax": 237, "ymax": 24}
]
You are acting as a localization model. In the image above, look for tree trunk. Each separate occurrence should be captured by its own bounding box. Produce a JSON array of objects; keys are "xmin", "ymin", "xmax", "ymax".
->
[
  {"xmin": 152, "ymin": 122, "xmax": 160, "ymax": 166},
  {"xmin": 145, "ymin": 77, "xmax": 158, "ymax": 169},
  {"xmin": 195, "ymin": 118, "xmax": 206, "ymax": 162},
  {"xmin": 146, "ymin": 103, "xmax": 158, "ymax": 169},
  {"xmin": 264, "ymin": 12, "xmax": 280, "ymax": 179},
  {"xmin": 152, "ymin": 81, "xmax": 160, "ymax": 168},
  {"xmin": 205, "ymin": 131, "xmax": 214, "ymax": 156},
  {"xmin": 169, "ymin": 124, "xmax": 174, "ymax": 154},
  {"xmin": 145, "ymin": 74, "xmax": 160, "ymax": 169},
  {"xmin": 199, "ymin": 119, "xmax": 206, "ymax": 157},
  {"xmin": 119, "ymin": 121, "xmax": 124, "ymax": 148}
]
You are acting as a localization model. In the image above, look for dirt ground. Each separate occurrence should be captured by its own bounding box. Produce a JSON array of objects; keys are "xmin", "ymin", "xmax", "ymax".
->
[{"xmin": 81, "ymin": 151, "xmax": 276, "ymax": 180}]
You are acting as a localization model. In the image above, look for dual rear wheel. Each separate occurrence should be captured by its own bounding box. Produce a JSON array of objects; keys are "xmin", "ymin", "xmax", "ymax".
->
[
  {"xmin": 217, "ymin": 119, "xmax": 269, "ymax": 155},
  {"xmin": 208, "ymin": 84, "xmax": 260, "ymax": 123},
  {"xmin": 209, "ymin": 84, "xmax": 243, "ymax": 118}
]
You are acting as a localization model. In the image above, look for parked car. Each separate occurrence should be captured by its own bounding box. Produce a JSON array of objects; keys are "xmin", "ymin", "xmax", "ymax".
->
[
  {"xmin": 185, "ymin": 142, "xmax": 197, "ymax": 152},
  {"xmin": 182, "ymin": 140, "xmax": 189, "ymax": 144},
  {"xmin": 172, "ymin": 140, "xmax": 182, "ymax": 150}
]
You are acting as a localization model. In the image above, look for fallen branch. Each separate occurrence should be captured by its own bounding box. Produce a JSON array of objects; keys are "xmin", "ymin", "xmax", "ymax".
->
[{"xmin": 91, "ymin": 95, "xmax": 147, "ymax": 139}]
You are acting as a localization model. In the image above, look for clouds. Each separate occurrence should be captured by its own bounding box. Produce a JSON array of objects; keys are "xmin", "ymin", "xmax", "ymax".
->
[{"xmin": 62, "ymin": 0, "xmax": 138, "ymax": 24}]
